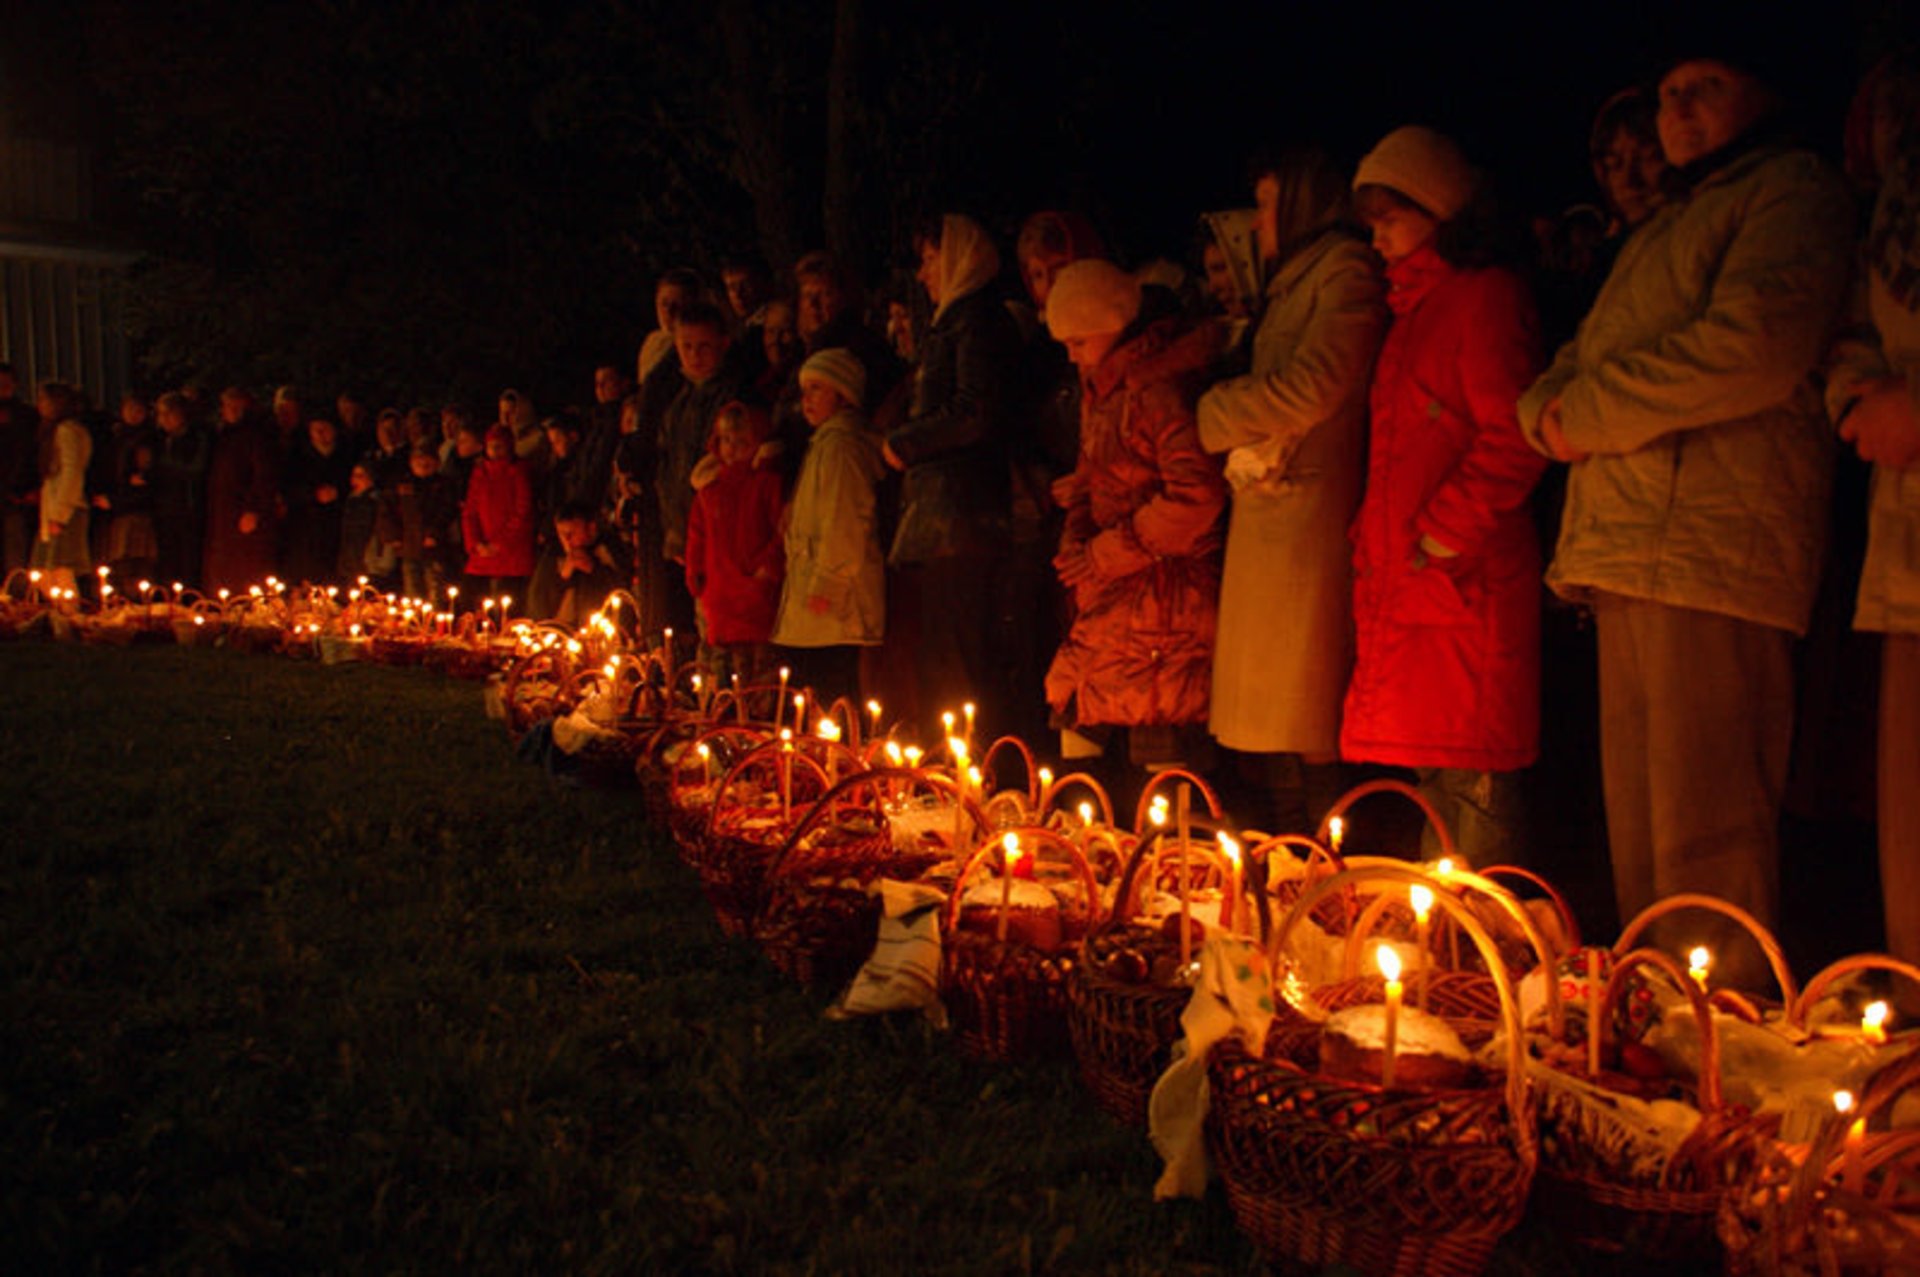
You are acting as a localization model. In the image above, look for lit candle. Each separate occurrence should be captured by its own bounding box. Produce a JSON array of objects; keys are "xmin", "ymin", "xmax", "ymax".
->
[
  {"xmin": 776, "ymin": 666, "xmax": 790, "ymax": 731},
  {"xmin": 1586, "ymin": 948, "xmax": 1603, "ymax": 1077},
  {"xmin": 732, "ymin": 673, "xmax": 744, "ymax": 724},
  {"xmin": 661, "ymin": 626, "xmax": 674, "ymax": 689},
  {"xmin": 793, "ymin": 694, "xmax": 807, "ymax": 736},
  {"xmin": 866, "ymin": 699, "xmax": 883, "ymax": 739},
  {"xmin": 997, "ymin": 832, "xmax": 1020, "ymax": 942},
  {"xmin": 1328, "ymin": 815, "xmax": 1345, "ymax": 855},
  {"xmin": 1863, "ymin": 1000, "xmax": 1890, "ymax": 1047},
  {"xmin": 1175, "ymin": 784, "xmax": 1192, "ymax": 969},
  {"xmin": 1410, "ymin": 883, "xmax": 1435, "ymax": 1010},
  {"xmin": 696, "ymin": 742, "xmax": 713, "ymax": 787},
  {"xmin": 1076, "ymin": 801, "xmax": 1095, "ymax": 853},
  {"xmin": 1218, "ymin": 832, "xmax": 1242, "ymax": 932},
  {"xmin": 1688, "ymin": 947, "xmax": 1711, "ymax": 991},
  {"xmin": 816, "ymin": 716, "xmax": 841, "ymax": 743},
  {"xmin": 949, "ymin": 738, "xmax": 971, "ymax": 850},
  {"xmin": 1379, "ymin": 944, "xmax": 1404, "ymax": 1089},
  {"xmin": 778, "ymin": 728, "xmax": 794, "ymax": 823},
  {"xmin": 1835, "ymin": 1090, "xmax": 1866, "ymax": 1194},
  {"xmin": 1036, "ymin": 767, "xmax": 1053, "ymax": 809},
  {"xmin": 963, "ymin": 701, "xmax": 976, "ymax": 752}
]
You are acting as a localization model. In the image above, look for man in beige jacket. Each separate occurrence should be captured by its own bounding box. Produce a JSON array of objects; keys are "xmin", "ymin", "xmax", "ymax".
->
[{"xmin": 1519, "ymin": 50, "xmax": 1854, "ymax": 985}]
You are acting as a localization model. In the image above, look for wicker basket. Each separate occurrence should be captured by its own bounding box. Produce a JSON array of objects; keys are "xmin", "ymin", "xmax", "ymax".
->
[
  {"xmin": 663, "ymin": 726, "xmax": 769, "ymax": 862},
  {"xmin": 1721, "ymin": 1041, "xmax": 1920, "ymax": 1275},
  {"xmin": 1530, "ymin": 939, "xmax": 1783, "ymax": 1266},
  {"xmin": 1067, "ymin": 807, "xmax": 1239, "ymax": 1127},
  {"xmin": 501, "ymin": 647, "xmax": 577, "ymax": 742},
  {"xmin": 941, "ymin": 823, "xmax": 1101, "ymax": 1062},
  {"xmin": 1205, "ymin": 863, "xmax": 1540, "ymax": 1277},
  {"xmin": 694, "ymin": 740, "xmax": 833, "ymax": 937},
  {"xmin": 755, "ymin": 767, "xmax": 975, "ymax": 989}
]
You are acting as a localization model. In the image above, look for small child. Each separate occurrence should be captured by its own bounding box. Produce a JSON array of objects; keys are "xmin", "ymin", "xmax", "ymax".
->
[
  {"xmin": 683, "ymin": 400, "xmax": 784, "ymax": 688},
  {"xmin": 389, "ymin": 445, "xmax": 452, "ymax": 600},
  {"xmin": 772, "ymin": 349, "xmax": 884, "ymax": 705},
  {"xmin": 338, "ymin": 461, "xmax": 397, "ymax": 589}
]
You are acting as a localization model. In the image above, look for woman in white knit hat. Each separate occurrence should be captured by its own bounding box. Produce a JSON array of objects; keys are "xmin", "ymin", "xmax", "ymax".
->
[{"xmin": 1340, "ymin": 125, "xmax": 1548, "ymax": 865}]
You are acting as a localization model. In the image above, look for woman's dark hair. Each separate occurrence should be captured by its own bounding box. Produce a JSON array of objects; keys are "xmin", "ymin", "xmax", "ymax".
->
[
  {"xmin": 1589, "ymin": 87, "xmax": 1659, "ymax": 167},
  {"xmin": 657, "ymin": 267, "xmax": 703, "ymax": 296},
  {"xmin": 554, "ymin": 498, "xmax": 600, "ymax": 526},
  {"xmin": 673, "ymin": 299, "xmax": 730, "ymax": 337}
]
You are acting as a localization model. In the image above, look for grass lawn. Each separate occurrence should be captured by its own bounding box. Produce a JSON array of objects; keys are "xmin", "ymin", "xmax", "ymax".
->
[{"xmin": 0, "ymin": 642, "xmax": 1634, "ymax": 1275}]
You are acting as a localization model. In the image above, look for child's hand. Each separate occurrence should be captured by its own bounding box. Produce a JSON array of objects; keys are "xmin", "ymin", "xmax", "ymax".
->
[
  {"xmin": 238, "ymin": 512, "xmax": 259, "ymax": 535},
  {"xmin": 424, "ymin": 536, "xmax": 437, "ymax": 548},
  {"xmin": 92, "ymin": 494, "xmax": 111, "ymax": 510},
  {"xmin": 129, "ymin": 473, "xmax": 147, "ymax": 487},
  {"xmin": 316, "ymin": 485, "xmax": 337, "ymax": 504},
  {"xmin": 805, "ymin": 594, "xmax": 832, "ymax": 615}
]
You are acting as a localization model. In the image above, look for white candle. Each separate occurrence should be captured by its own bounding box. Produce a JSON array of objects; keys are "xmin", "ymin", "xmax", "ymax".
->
[
  {"xmin": 1586, "ymin": 948, "xmax": 1603, "ymax": 1077},
  {"xmin": 1379, "ymin": 944, "xmax": 1403, "ymax": 1089},
  {"xmin": 1175, "ymin": 784, "xmax": 1192, "ymax": 969},
  {"xmin": 1410, "ymin": 883, "xmax": 1434, "ymax": 1010},
  {"xmin": 1328, "ymin": 815, "xmax": 1345, "ymax": 855},
  {"xmin": 1836, "ymin": 1090, "xmax": 1866, "ymax": 1194},
  {"xmin": 997, "ymin": 832, "xmax": 1020, "ymax": 942},
  {"xmin": 1218, "ymin": 832, "xmax": 1242, "ymax": 932},
  {"xmin": 776, "ymin": 666, "xmax": 790, "ymax": 731},
  {"xmin": 778, "ymin": 729, "xmax": 794, "ymax": 823}
]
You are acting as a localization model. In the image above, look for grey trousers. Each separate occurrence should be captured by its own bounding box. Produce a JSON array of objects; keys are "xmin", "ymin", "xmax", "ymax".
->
[{"xmin": 1594, "ymin": 592, "xmax": 1793, "ymax": 990}]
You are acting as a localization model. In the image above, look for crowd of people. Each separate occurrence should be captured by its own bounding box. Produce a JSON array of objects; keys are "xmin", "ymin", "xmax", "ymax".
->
[{"xmin": 3, "ymin": 39, "xmax": 1916, "ymax": 991}]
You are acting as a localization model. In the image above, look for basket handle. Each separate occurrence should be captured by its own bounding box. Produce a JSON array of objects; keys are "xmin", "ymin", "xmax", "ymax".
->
[
  {"xmin": 1315, "ymin": 778, "xmax": 1461, "ymax": 863},
  {"xmin": 819, "ymin": 695, "xmax": 863, "ymax": 750},
  {"xmin": 668, "ymin": 724, "xmax": 768, "ymax": 789},
  {"xmin": 981, "ymin": 735, "xmax": 1040, "ymax": 807},
  {"xmin": 1270, "ymin": 863, "xmax": 1537, "ymax": 1135},
  {"xmin": 1038, "ymin": 771, "xmax": 1116, "ymax": 828},
  {"xmin": 1336, "ymin": 863, "xmax": 1567, "ymax": 1039},
  {"xmin": 1614, "ymin": 893, "xmax": 1798, "ymax": 1008},
  {"xmin": 758, "ymin": 765, "xmax": 984, "ymax": 888},
  {"xmin": 1243, "ymin": 832, "xmax": 1344, "ymax": 940},
  {"xmin": 1598, "ymin": 948, "xmax": 1724, "ymax": 1120},
  {"xmin": 1476, "ymin": 865, "xmax": 1581, "ymax": 955},
  {"xmin": 1131, "ymin": 768, "xmax": 1223, "ymax": 834},
  {"xmin": 1790, "ymin": 955, "xmax": 1920, "ymax": 1032},
  {"xmin": 700, "ymin": 738, "xmax": 835, "ymax": 842},
  {"xmin": 1107, "ymin": 823, "xmax": 1236, "ymax": 922},
  {"xmin": 940, "ymin": 824, "xmax": 1104, "ymax": 937}
]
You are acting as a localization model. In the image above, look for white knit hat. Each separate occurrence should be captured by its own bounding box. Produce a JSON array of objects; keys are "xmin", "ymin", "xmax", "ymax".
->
[
  {"xmin": 798, "ymin": 347, "xmax": 867, "ymax": 409},
  {"xmin": 1353, "ymin": 125, "xmax": 1475, "ymax": 222},
  {"xmin": 1045, "ymin": 259, "xmax": 1142, "ymax": 341}
]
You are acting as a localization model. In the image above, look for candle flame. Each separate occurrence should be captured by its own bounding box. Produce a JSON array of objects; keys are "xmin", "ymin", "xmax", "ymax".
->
[
  {"xmin": 1835, "ymin": 1089, "xmax": 1858, "ymax": 1115},
  {"xmin": 1377, "ymin": 944, "xmax": 1403, "ymax": 983},
  {"xmin": 1688, "ymin": 946, "xmax": 1711, "ymax": 974},
  {"xmin": 1865, "ymin": 1001, "xmax": 1891, "ymax": 1032},
  {"xmin": 967, "ymin": 766, "xmax": 981, "ymax": 786},
  {"xmin": 942, "ymin": 711, "xmax": 956, "ymax": 732},
  {"xmin": 866, "ymin": 699, "xmax": 882, "ymax": 719},
  {"xmin": 696, "ymin": 743, "xmax": 711, "ymax": 760},
  {"xmin": 1037, "ymin": 766, "xmax": 1053, "ymax": 788},
  {"xmin": 816, "ymin": 717, "xmax": 841, "ymax": 742},
  {"xmin": 1410, "ymin": 883, "xmax": 1435, "ymax": 922},
  {"xmin": 904, "ymin": 746, "xmax": 923, "ymax": 766},
  {"xmin": 1078, "ymin": 801, "xmax": 1094, "ymax": 826},
  {"xmin": 1217, "ymin": 832, "xmax": 1241, "ymax": 865},
  {"xmin": 1436, "ymin": 857, "xmax": 1454, "ymax": 876},
  {"xmin": 1001, "ymin": 831, "xmax": 1021, "ymax": 864},
  {"xmin": 1148, "ymin": 805, "xmax": 1167, "ymax": 828},
  {"xmin": 948, "ymin": 737, "xmax": 969, "ymax": 767},
  {"xmin": 885, "ymin": 741, "xmax": 903, "ymax": 765}
]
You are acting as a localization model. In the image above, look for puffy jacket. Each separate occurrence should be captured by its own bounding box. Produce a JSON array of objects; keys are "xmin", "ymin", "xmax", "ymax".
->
[
  {"xmin": 684, "ymin": 459, "xmax": 784, "ymax": 645},
  {"xmin": 1341, "ymin": 247, "xmax": 1546, "ymax": 772},
  {"xmin": 1045, "ymin": 318, "xmax": 1227, "ymax": 728},
  {"xmin": 885, "ymin": 287, "xmax": 1019, "ymax": 563},
  {"xmin": 1198, "ymin": 229, "xmax": 1387, "ymax": 755},
  {"xmin": 773, "ymin": 408, "xmax": 885, "ymax": 647},
  {"xmin": 1518, "ymin": 141, "xmax": 1855, "ymax": 634},
  {"xmin": 461, "ymin": 455, "xmax": 535, "ymax": 578},
  {"xmin": 1828, "ymin": 148, "xmax": 1920, "ymax": 635},
  {"xmin": 655, "ymin": 373, "xmax": 747, "ymax": 564}
]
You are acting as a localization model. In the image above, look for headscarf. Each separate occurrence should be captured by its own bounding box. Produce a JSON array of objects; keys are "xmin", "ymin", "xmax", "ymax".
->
[{"xmin": 931, "ymin": 214, "xmax": 1001, "ymax": 325}]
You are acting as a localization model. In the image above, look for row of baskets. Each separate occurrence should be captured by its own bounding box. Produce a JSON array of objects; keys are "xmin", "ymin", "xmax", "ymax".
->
[{"xmin": 495, "ymin": 638, "xmax": 1920, "ymax": 1276}]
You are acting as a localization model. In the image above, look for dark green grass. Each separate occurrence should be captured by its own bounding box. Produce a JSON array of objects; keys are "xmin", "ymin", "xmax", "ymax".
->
[{"xmin": 0, "ymin": 643, "xmax": 1653, "ymax": 1275}]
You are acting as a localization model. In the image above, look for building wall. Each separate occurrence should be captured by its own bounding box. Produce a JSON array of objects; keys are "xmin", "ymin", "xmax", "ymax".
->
[{"xmin": 0, "ymin": 139, "xmax": 136, "ymax": 408}]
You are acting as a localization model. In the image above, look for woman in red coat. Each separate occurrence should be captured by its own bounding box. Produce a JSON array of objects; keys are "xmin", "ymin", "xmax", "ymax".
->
[
  {"xmin": 1342, "ymin": 126, "xmax": 1547, "ymax": 863},
  {"xmin": 1043, "ymin": 260, "xmax": 1227, "ymax": 775},
  {"xmin": 461, "ymin": 425, "xmax": 536, "ymax": 599}
]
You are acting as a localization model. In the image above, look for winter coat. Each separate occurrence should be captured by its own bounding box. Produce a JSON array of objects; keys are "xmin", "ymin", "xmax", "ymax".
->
[
  {"xmin": 1828, "ymin": 148, "xmax": 1920, "ymax": 635},
  {"xmin": 885, "ymin": 287, "xmax": 1020, "ymax": 564},
  {"xmin": 202, "ymin": 416, "xmax": 280, "ymax": 594},
  {"xmin": 655, "ymin": 373, "xmax": 746, "ymax": 563},
  {"xmin": 1517, "ymin": 140, "xmax": 1855, "ymax": 635},
  {"xmin": 1045, "ymin": 318, "xmax": 1228, "ymax": 728},
  {"xmin": 339, "ymin": 488, "xmax": 392, "ymax": 581},
  {"xmin": 37, "ymin": 418, "xmax": 92, "ymax": 542},
  {"xmin": 685, "ymin": 458, "xmax": 785, "ymax": 645},
  {"xmin": 773, "ymin": 407, "xmax": 885, "ymax": 648},
  {"xmin": 1341, "ymin": 246, "xmax": 1547, "ymax": 772},
  {"xmin": 281, "ymin": 443, "xmax": 352, "ymax": 585},
  {"xmin": 1198, "ymin": 229, "xmax": 1387, "ymax": 754},
  {"xmin": 461, "ymin": 455, "xmax": 536, "ymax": 578}
]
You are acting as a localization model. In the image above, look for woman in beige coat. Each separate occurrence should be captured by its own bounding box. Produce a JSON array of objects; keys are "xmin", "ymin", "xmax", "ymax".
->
[{"xmin": 1196, "ymin": 150, "xmax": 1388, "ymax": 830}]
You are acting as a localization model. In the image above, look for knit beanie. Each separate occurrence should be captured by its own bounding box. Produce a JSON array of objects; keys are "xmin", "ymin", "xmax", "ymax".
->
[
  {"xmin": 798, "ymin": 347, "xmax": 867, "ymax": 409},
  {"xmin": 1045, "ymin": 259, "xmax": 1143, "ymax": 341},
  {"xmin": 1353, "ymin": 126, "xmax": 1475, "ymax": 222}
]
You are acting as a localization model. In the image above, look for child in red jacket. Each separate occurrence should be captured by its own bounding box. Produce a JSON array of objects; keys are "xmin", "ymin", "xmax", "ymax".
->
[{"xmin": 684, "ymin": 401, "xmax": 784, "ymax": 687}]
